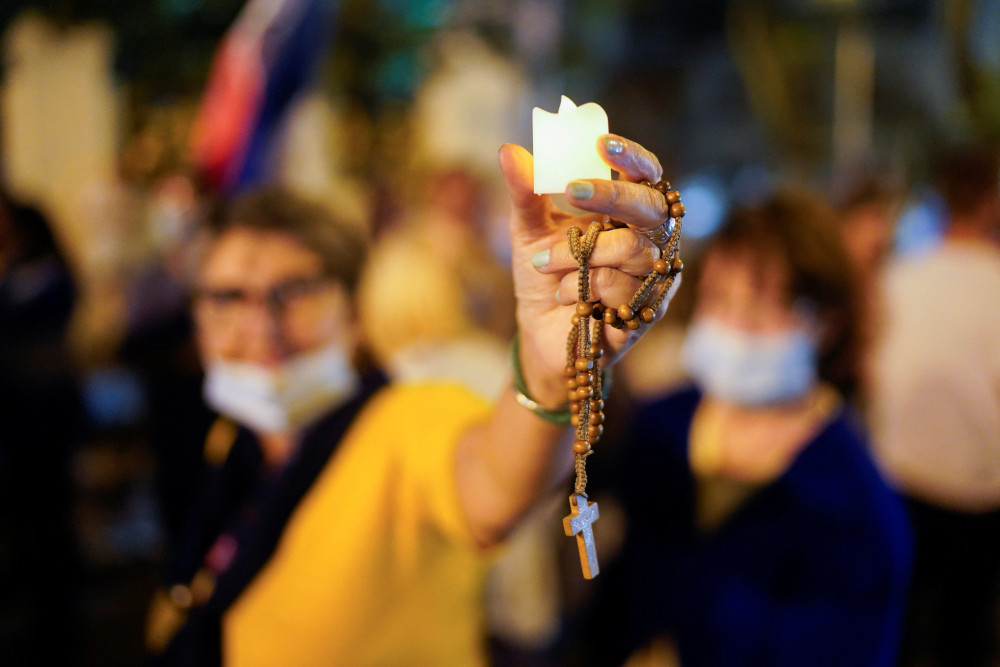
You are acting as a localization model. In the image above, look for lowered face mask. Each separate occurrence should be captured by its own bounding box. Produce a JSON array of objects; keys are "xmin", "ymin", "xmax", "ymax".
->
[
  {"xmin": 203, "ymin": 341, "xmax": 359, "ymax": 435},
  {"xmin": 681, "ymin": 317, "xmax": 818, "ymax": 406}
]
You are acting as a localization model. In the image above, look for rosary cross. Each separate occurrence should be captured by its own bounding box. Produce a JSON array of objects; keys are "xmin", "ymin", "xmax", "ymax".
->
[{"xmin": 563, "ymin": 493, "xmax": 600, "ymax": 579}]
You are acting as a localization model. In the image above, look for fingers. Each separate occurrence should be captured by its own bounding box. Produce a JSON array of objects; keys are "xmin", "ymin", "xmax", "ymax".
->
[
  {"xmin": 534, "ymin": 228, "xmax": 661, "ymax": 276},
  {"xmin": 555, "ymin": 268, "xmax": 645, "ymax": 309},
  {"xmin": 562, "ymin": 178, "xmax": 669, "ymax": 232},
  {"xmin": 597, "ymin": 134, "xmax": 662, "ymax": 184},
  {"xmin": 498, "ymin": 143, "xmax": 536, "ymax": 209},
  {"xmin": 498, "ymin": 143, "xmax": 555, "ymax": 241}
]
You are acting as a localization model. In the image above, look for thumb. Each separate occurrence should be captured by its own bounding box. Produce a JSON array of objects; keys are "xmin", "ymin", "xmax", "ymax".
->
[{"xmin": 498, "ymin": 143, "xmax": 551, "ymax": 240}]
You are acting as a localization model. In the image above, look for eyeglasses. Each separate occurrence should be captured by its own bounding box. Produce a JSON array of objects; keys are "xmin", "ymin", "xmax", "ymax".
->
[{"xmin": 194, "ymin": 275, "xmax": 336, "ymax": 331}]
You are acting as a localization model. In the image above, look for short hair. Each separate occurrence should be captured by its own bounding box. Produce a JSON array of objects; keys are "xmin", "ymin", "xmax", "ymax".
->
[
  {"xmin": 705, "ymin": 188, "xmax": 864, "ymax": 396},
  {"xmin": 935, "ymin": 144, "xmax": 1000, "ymax": 218},
  {"xmin": 204, "ymin": 186, "xmax": 368, "ymax": 296}
]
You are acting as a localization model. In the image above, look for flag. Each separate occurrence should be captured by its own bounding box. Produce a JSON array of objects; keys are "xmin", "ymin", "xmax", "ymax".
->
[{"xmin": 189, "ymin": 0, "xmax": 336, "ymax": 194}]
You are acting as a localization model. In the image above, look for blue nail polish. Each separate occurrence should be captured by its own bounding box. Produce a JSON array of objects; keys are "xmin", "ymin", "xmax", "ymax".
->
[
  {"xmin": 604, "ymin": 136, "xmax": 624, "ymax": 155},
  {"xmin": 531, "ymin": 249, "xmax": 550, "ymax": 269},
  {"xmin": 568, "ymin": 181, "xmax": 595, "ymax": 200}
]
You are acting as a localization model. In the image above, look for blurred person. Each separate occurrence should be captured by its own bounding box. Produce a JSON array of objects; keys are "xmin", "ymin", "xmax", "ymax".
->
[
  {"xmin": 0, "ymin": 190, "xmax": 84, "ymax": 662},
  {"xmin": 145, "ymin": 131, "xmax": 684, "ymax": 666},
  {"xmin": 358, "ymin": 166, "xmax": 558, "ymax": 661},
  {"xmin": 870, "ymin": 145, "xmax": 1000, "ymax": 667},
  {"xmin": 584, "ymin": 190, "xmax": 911, "ymax": 666},
  {"xmin": 119, "ymin": 172, "xmax": 216, "ymax": 546},
  {"xmin": 358, "ymin": 165, "xmax": 515, "ymax": 399},
  {"xmin": 836, "ymin": 178, "xmax": 902, "ymax": 279},
  {"xmin": 833, "ymin": 177, "xmax": 903, "ymax": 407}
]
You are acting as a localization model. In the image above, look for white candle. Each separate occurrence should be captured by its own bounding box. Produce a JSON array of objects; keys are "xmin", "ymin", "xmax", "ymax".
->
[{"xmin": 532, "ymin": 96, "xmax": 611, "ymax": 195}]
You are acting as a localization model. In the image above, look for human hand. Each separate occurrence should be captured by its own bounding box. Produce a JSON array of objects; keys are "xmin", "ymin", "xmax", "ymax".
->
[{"xmin": 498, "ymin": 133, "xmax": 683, "ymax": 409}]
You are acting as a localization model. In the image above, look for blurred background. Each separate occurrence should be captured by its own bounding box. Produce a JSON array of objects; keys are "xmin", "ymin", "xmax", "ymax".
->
[{"xmin": 0, "ymin": 0, "xmax": 998, "ymax": 665}]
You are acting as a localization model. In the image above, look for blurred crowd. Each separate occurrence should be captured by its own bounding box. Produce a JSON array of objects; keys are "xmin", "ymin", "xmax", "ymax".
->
[
  {"xmin": 3, "ymin": 133, "xmax": 999, "ymax": 666},
  {"xmin": 2, "ymin": 4, "xmax": 1000, "ymax": 667}
]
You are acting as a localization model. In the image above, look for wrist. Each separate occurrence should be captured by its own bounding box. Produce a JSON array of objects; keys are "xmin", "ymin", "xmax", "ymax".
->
[
  {"xmin": 511, "ymin": 332, "xmax": 611, "ymax": 424},
  {"xmin": 511, "ymin": 333, "xmax": 572, "ymax": 425},
  {"xmin": 512, "ymin": 331, "xmax": 570, "ymax": 410}
]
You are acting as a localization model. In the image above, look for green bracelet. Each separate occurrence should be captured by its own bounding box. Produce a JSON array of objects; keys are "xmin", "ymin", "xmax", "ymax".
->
[
  {"xmin": 510, "ymin": 333, "xmax": 572, "ymax": 425},
  {"xmin": 510, "ymin": 333, "xmax": 610, "ymax": 426}
]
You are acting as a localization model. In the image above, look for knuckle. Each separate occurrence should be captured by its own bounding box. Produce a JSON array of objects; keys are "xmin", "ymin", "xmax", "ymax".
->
[{"xmin": 607, "ymin": 181, "xmax": 623, "ymax": 210}]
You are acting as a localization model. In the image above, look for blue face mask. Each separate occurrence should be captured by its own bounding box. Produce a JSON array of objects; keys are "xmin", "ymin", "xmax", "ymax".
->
[{"xmin": 681, "ymin": 317, "xmax": 818, "ymax": 406}]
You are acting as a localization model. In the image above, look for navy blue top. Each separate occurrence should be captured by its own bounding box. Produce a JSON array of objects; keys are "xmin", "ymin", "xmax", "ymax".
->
[{"xmin": 601, "ymin": 387, "xmax": 912, "ymax": 667}]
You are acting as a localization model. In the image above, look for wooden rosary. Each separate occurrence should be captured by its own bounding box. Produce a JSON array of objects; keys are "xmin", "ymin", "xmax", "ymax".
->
[{"xmin": 562, "ymin": 179, "xmax": 685, "ymax": 579}]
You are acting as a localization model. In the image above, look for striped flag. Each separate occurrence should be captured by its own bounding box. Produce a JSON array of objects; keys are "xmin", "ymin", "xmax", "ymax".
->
[{"xmin": 189, "ymin": 0, "xmax": 336, "ymax": 194}]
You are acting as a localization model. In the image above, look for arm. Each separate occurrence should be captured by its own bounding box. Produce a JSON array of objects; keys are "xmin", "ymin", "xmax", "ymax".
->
[{"xmin": 456, "ymin": 135, "xmax": 681, "ymax": 546}]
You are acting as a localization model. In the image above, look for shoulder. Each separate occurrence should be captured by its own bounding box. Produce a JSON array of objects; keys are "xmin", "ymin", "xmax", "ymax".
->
[
  {"xmin": 791, "ymin": 414, "xmax": 912, "ymax": 565},
  {"xmin": 365, "ymin": 380, "xmax": 492, "ymax": 420},
  {"xmin": 351, "ymin": 380, "xmax": 492, "ymax": 455},
  {"xmin": 632, "ymin": 385, "xmax": 701, "ymax": 431},
  {"xmin": 621, "ymin": 385, "xmax": 701, "ymax": 473}
]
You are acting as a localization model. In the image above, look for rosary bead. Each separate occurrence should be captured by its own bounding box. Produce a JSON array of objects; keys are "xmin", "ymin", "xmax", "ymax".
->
[
  {"xmin": 654, "ymin": 180, "xmax": 670, "ymax": 194},
  {"xmin": 588, "ymin": 425, "xmax": 604, "ymax": 440},
  {"xmin": 571, "ymin": 415, "xmax": 580, "ymax": 427},
  {"xmin": 671, "ymin": 256, "xmax": 684, "ymax": 274},
  {"xmin": 617, "ymin": 304, "xmax": 635, "ymax": 321},
  {"xmin": 670, "ymin": 202, "xmax": 686, "ymax": 218},
  {"xmin": 590, "ymin": 345, "xmax": 603, "ymax": 359},
  {"xmin": 591, "ymin": 303, "xmax": 605, "ymax": 319},
  {"xmin": 640, "ymin": 307, "xmax": 656, "ymax": 323},
  {"xmin": 575, "ymin": 372, "xmax": 593, "ymax": 386},
  {"xmin": 565, "ymin": 365, "xmax": 577, "ymax": 377},
  {"xmin": 576, "ymin": 385, "xmax": 595, "ymax": 399},
  {"xmin": 588, "ymin": 411, "xmax": 605, "ymax": 425},
  {"xmin": 575, "ymin": 357, "xmax": 595, "ymax": 371},
  {"xmin": 589, "ymin": 398, "xmax": 604, "ymax": 411},
  {"xmin": 653, "ymin": 258, "xmax": 669, "ymax": 275},
  {"xmin": 571, "ymin": 314, "xmax": 580, "ymax": 326},
  {"xmin": 568, "ymin": 389, "xmax": 580, "ymax": 403},
  {"xmin": 567, "ymin": 378, "xmax": 579, "ymax": 390},
  {"xmin": 626, "ymin": 318, "xmax": 641, "ymax": 330},
  {"xmin": 570, "ymin": 401, "xmax": 581, "ymax": 414},
  {"xmin": 665, "ymin": 189, "xmax": 681, "ymax": 205},
  {"xmin": 638, "ymin": 179, "xmax": 651, "ymax": 188},
  {"xmin": 603, "ymin": 309, "xmax": 617, "ymax": 325},
  {"xmin": 573, "ymin": 440, "xmax": 591, "ymax": 455},
  {"xmin": 576, "ymin": 301, "xmax": 593, "ymax": 316}
]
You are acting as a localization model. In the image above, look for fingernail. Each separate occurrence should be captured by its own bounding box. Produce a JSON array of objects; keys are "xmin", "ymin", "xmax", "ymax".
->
[
  {"xmin": 568, "ymin": 180, "xmax": 594, "ymax": 200},
  {"xmin": 555, "ymin": 288, "xmax": 561, "ymax": 303},
  {"xmin": 603, "ymin": 136, "xmax": 624, "ymax": 155},
  {"xmin": 530, "ymin": 249, "xmax": 550, "ymax": 269}
]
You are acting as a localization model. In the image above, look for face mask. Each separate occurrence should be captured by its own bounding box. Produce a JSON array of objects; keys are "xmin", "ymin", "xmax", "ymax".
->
[
  {"xmin": 681, "ymin": 317, "xmax": 818, "ymax": 406},
  {"xmin": 203, "ymin": 341, "xmax": 359, "ymax": 434}
]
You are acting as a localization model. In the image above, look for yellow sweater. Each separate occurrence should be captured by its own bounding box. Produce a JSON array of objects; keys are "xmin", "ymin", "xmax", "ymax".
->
[{"xmin": 223, "ymin": 382, "xmax": 492, "ymax": 666}]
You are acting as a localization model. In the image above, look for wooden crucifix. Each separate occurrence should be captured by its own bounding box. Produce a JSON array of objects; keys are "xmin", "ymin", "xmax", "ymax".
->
[{"xmin": 563, "ymin": 493, "xmax": 600, "ymax": 579}]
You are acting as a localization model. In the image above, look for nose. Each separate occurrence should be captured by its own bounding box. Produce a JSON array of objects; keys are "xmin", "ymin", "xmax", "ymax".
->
[{"xmin": 239, "ymin": 302, "xmax": 291, "ymax": 366}]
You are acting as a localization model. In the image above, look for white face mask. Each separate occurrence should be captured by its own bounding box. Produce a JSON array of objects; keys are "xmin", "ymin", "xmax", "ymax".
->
[
  {"xmin": 203, "ymin": 341, "xmax": 359, "ymax": 435},
  {"xmin": 681, "ymin": 317, "xmax": 818, "ymax": 406}
]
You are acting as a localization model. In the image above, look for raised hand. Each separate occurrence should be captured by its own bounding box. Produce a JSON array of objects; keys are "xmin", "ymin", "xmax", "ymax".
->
[{"xmin": 498, "ymin": 134, "xmax": 682, "ymax": 409}]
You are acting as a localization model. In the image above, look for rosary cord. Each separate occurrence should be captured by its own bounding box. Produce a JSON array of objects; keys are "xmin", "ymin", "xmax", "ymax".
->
[{"xmin": 574, "ymin": 451, "xmax": 592, "ymax": 497}]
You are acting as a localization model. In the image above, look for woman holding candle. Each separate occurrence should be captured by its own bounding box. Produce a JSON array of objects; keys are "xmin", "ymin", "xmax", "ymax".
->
[
  {"xmin": 586, "ymin": 189, "xmax": 912, "ymax": 666},
  {"xmin": 146, "ymin": 128, "xmax": 685, "ymax": 666}
]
